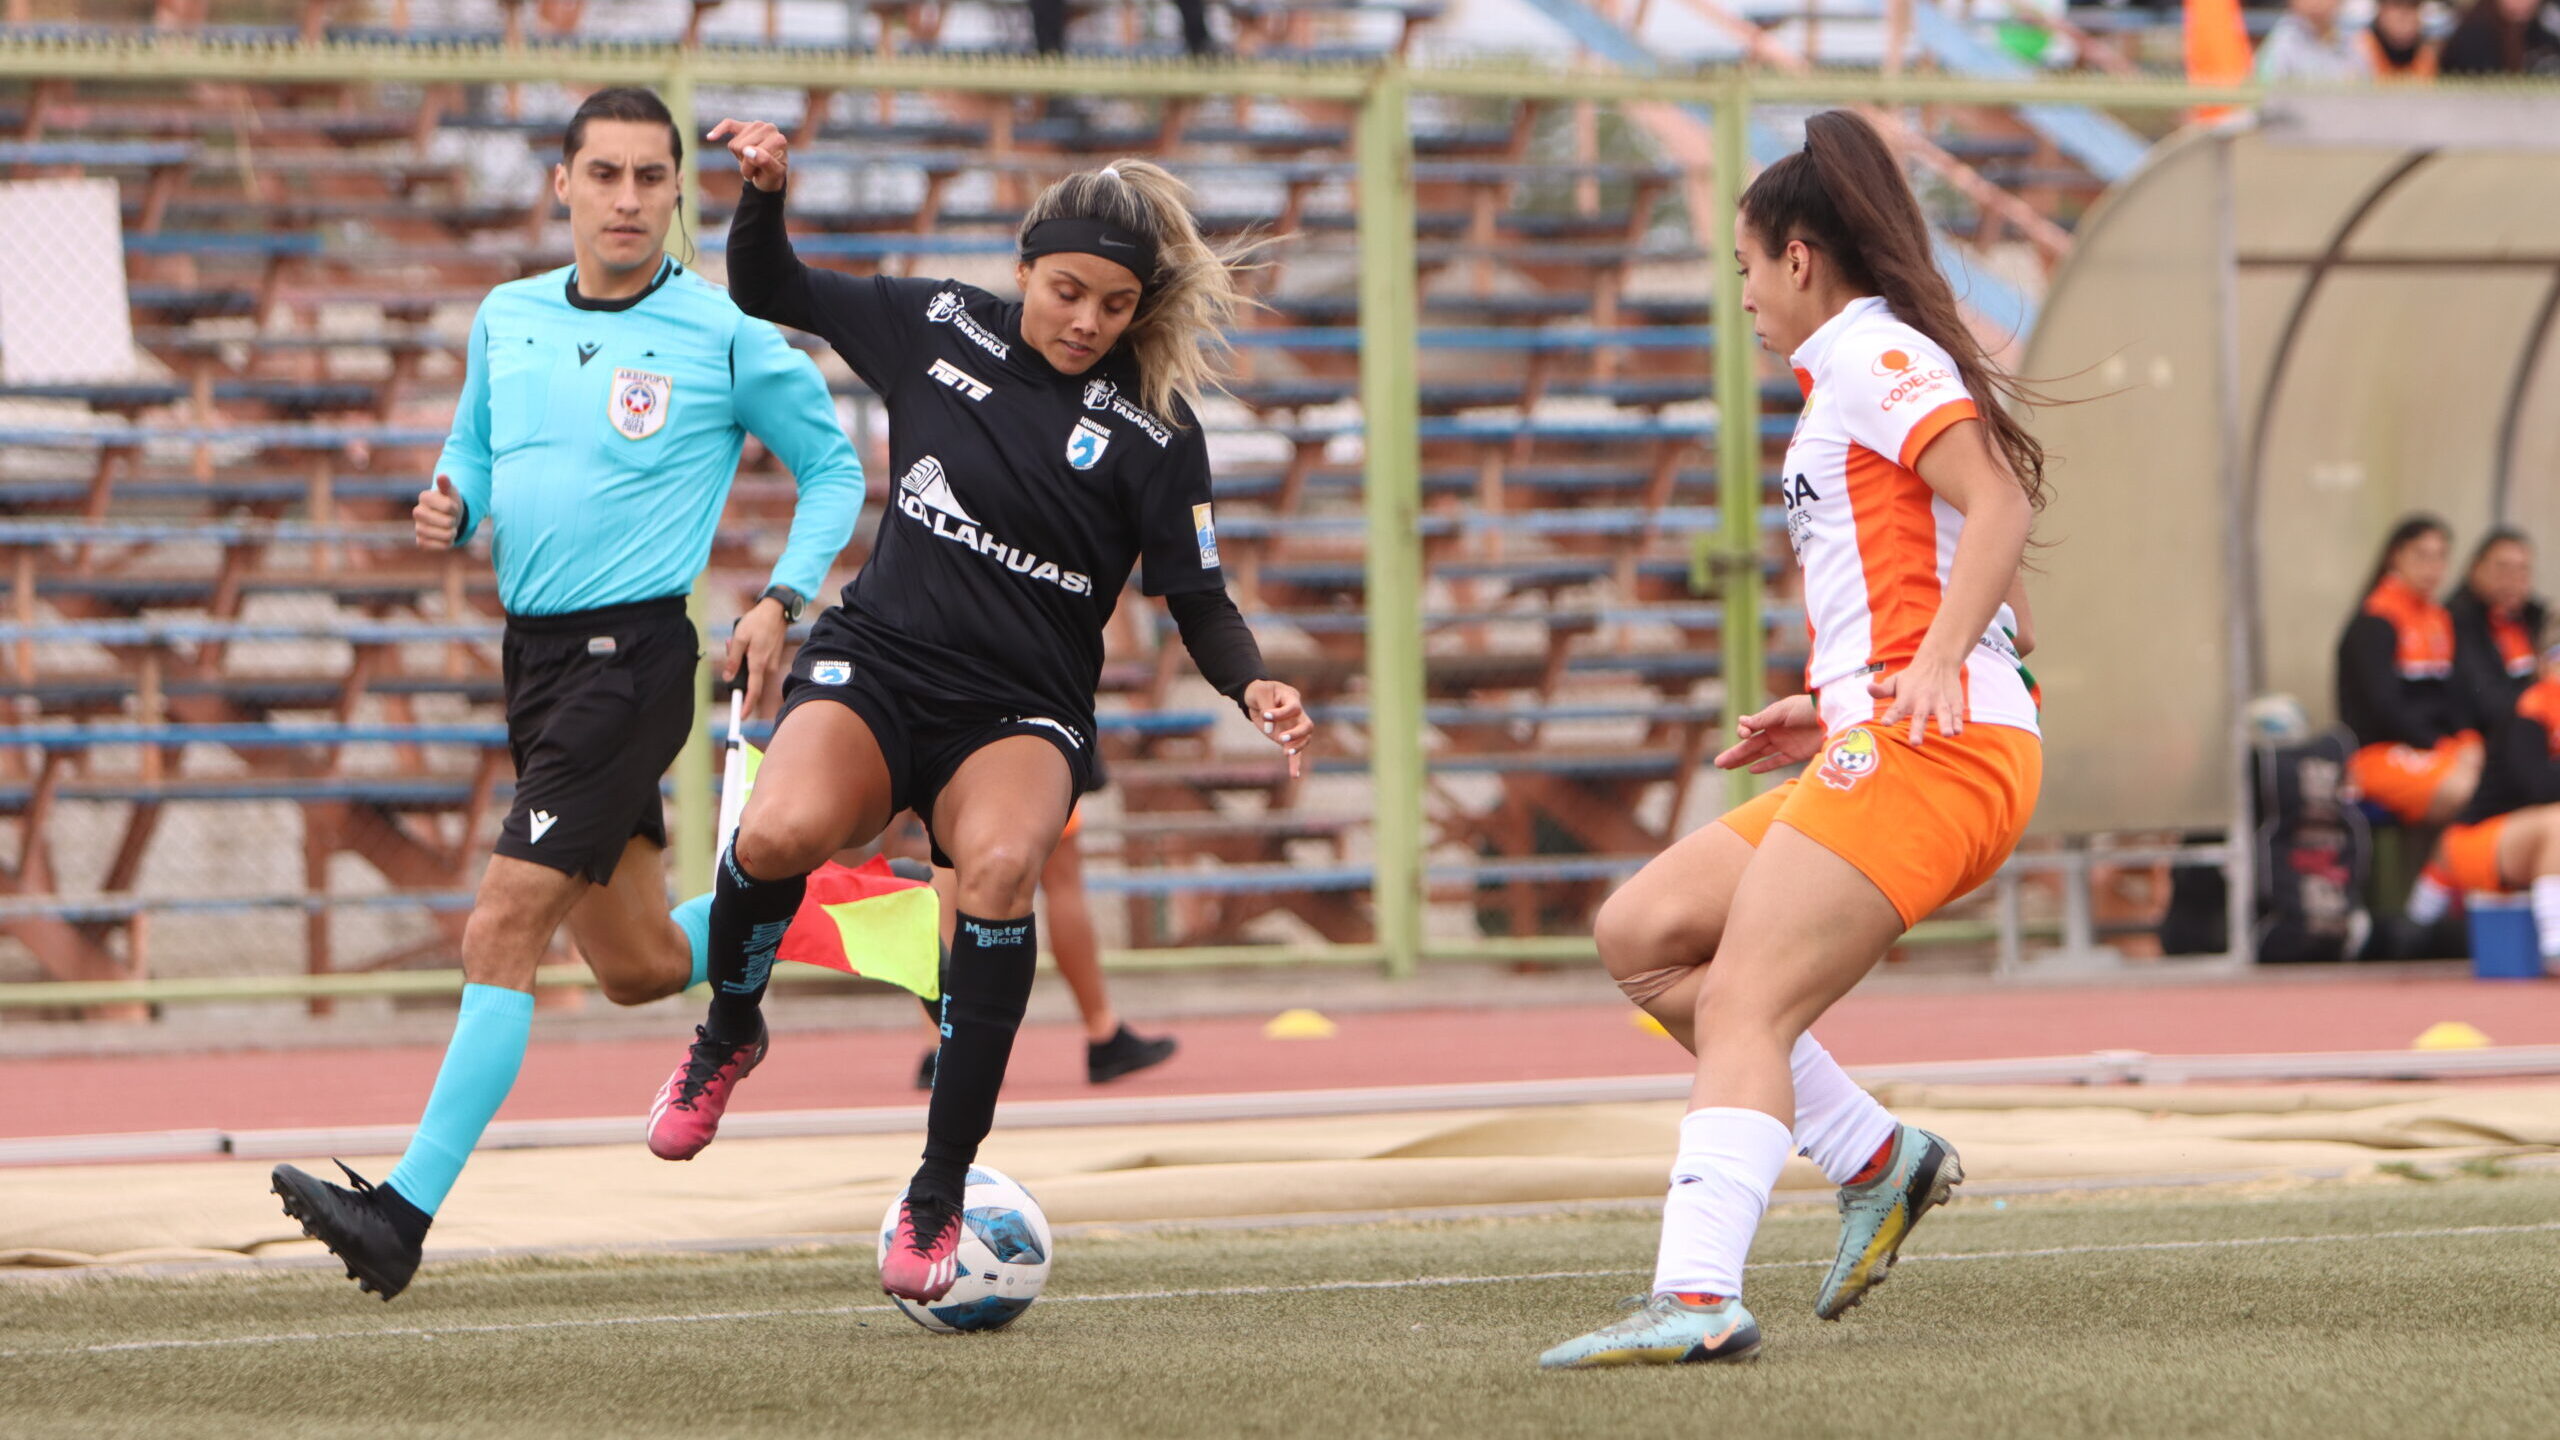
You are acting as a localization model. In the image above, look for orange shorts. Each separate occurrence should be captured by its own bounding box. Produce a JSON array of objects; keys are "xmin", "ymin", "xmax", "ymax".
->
[
  {"xmin": 1714, "ymin": 721, "xmax": 2041, "ymax": 927},
  {"xmin": 2349, "ymin": 734, "xmax": 2480, "ymax": 826},
  {"xmin": 2432, "ymin": 815, "xmax": 2512, "ymax": 894}
]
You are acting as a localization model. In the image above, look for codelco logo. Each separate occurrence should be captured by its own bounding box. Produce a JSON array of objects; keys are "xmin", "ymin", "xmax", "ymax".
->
[{"xmin": 1872, "ymin": 347, "xmax": 1955, "ymax": 412}]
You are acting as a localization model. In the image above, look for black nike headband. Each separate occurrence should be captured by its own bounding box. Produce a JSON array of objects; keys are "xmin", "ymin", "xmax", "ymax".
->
[{"xmin": 1020, "ymin": 217, "xmax": 1159, "ymax": 289}]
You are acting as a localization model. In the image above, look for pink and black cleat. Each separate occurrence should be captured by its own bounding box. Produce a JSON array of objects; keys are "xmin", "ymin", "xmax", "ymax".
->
[
  {"xmin": 646, "ymin": 1022, "xmax": 767, "ymax": 1161},
  {"xmin": 879, "ymin": 1193, "xmax": 965, "ymax": 1301}
]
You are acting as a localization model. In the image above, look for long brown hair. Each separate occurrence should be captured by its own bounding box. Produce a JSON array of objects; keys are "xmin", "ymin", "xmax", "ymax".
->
[
  {"xmin": 1017, "ymin": 160, "xmax": 1268, "ymax": 425},
  {"xmin": 1740, "ymin": 110, "xmax": 2050, "ymax": 511}
]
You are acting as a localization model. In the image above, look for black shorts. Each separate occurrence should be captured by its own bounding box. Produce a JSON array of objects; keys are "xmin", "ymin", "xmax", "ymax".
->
[
  {"xmin": 776, "ymin": 614, "xmax": 1095, "ymax": 867},
  {"xmin": 494, "ymin": 595, "xmax": 698, "ymax": 885}
]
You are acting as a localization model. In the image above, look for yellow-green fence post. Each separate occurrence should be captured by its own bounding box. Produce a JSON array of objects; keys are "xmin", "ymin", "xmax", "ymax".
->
[
  {"xmin": 664, "ymin": 56, "xmax": 717, "ymax": 895},
  {"xmin": 1353, "ymin": 65, "xmax": 1426, "ymax": 978},
  {"xmin": 1708, "ymin": 74, "xmax": 1765, "ymax": 810}
]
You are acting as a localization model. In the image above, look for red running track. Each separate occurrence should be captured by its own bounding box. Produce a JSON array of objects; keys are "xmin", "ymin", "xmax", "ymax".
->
[{"xmin": 11, "ymin": 975, "xmax": 2560, "ymax": 1140}]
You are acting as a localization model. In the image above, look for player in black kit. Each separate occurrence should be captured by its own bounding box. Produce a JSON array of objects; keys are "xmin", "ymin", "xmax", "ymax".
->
[{"xmin": 647, "ymin": 119, "xmax": 1313, "ymax": 1302}]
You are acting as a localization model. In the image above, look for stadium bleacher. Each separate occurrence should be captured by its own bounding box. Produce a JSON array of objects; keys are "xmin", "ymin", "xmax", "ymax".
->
[{"xmin": 0, "ymin": 0, "xmax": 2114, "ymax": 1004}]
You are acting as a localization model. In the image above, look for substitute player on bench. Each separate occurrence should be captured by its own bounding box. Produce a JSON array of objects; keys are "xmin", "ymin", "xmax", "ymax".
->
[
  {"xmin": 272, "ymin": 87, "xmax": 865, "ymax": 1301},
  {"xmin": 645, "ymin": 124, "xmax": 1309, "ymax": 1303}
]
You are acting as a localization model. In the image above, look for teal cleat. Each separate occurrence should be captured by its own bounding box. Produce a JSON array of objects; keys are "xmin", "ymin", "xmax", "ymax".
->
[
  {"xmin": 1538, "ymin": 1293, "xmax": 1762, "ymax": 1370},
  {"xmin": 1815, "ymin": 1124, "xmax": 1963, "ymax": 1320}
]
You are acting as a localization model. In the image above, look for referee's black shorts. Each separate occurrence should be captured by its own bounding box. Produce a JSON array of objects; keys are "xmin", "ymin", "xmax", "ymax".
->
[{"xmin": 494, "ymin": 595, "xmax": 698, "ymax": 885}]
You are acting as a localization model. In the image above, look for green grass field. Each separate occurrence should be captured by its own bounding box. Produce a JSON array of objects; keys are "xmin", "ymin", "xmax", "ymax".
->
[{"xmin": 7, "ymin": 1174, "xmax": 2557, "ymax": 1439}]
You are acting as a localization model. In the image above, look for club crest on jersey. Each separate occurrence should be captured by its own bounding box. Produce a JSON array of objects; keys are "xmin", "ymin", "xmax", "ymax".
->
[
  {"xmin": 1816, "ymin": 729, "xmax": 1881, "ymax": 791},
  {"xmin": 811, "ymin": 660, "xmax": 851, "ymax": 685},
  {"xmin": 609, "ymin": 367, "xmax": 671, "ymax": 440},
  {"xmin": 1067, "ymin": 417, "xmax": 1112, "ymax": 471}
]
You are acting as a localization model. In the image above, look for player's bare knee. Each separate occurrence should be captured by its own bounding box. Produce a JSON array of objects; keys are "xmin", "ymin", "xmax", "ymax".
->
[
  {"xmin": 954, "ymin": 840, "xmax": 1043, "ymax": 916},
  {"xmin": 1596, "ymin": 886, "xmax": 1709, "ymax": 984},
  {"xmin": 597, "ymin": 967, "xmax": 683, "ymax": 1007},
  {"xmin": 734, "ymin": 808, "xmax": 833, "ymax": 879}
]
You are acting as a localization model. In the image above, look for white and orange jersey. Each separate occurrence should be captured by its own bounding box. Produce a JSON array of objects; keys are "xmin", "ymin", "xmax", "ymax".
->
[{"xmin": 1780, "ymin": 296, "xmax": 2039, "ymax": 738}]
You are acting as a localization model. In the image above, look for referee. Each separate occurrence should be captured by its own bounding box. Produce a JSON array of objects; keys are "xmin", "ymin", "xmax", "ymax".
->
[
  {"xmin": 647, "ymin": 124, "xmax": 1310, "ymax": 1303},
  {"xmin": 271, "ymin": 88, "xmax": 866, "ymax": 1301}
]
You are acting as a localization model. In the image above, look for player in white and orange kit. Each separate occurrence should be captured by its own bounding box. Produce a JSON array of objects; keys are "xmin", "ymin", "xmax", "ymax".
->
[{"xmin": 1542, "ymin": 110, "xmax": 2046, "ymax": 1369}]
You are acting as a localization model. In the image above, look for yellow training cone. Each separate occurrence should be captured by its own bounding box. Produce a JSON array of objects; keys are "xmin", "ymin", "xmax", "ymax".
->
[
  {"xmin": 1264, "ymin": 1008, "xmax": 1337, "ymax": 1040},
  {"xmin": 2412, "ymin": 1021, "xmax": 2492, "ymax": 1051},
  {"xmin": 1630, "ymin": 1010, "xmax": 1671, "ymax": 1038}
]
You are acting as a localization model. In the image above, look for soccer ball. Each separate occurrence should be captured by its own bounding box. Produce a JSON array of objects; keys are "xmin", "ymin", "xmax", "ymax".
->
[{"xmin": 878, "ymin": 1166, "xmax": 1053, "ymax": 1334}]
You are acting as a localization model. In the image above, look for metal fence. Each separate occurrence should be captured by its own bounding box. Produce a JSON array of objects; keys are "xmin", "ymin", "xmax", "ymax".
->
[{"xmin": 0, "ymin": 31, "xmax": 2297, "ymax": 1008}]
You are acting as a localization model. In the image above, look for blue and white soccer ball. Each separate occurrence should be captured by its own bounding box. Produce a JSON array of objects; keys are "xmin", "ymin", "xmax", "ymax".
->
[{"xmin": 878, "ymin": 1166, "xmax": 1053, "ymax": 1334}]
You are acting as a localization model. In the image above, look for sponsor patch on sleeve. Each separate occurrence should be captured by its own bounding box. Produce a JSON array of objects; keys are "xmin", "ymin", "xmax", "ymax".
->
[{"xmin": 1192, "ymin": 502, "xmax": 1220, "ymax": 570}]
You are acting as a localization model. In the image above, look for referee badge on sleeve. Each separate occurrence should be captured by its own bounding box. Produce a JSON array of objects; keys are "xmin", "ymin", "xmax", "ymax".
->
[{"xmin": 609, "ymin": 367, "xmax": 672, "ymax": 440}]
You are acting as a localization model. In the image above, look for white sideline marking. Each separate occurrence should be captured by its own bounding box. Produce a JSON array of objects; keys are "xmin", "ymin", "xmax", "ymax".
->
[{"xmin": 8, "ymin": 1220, "xmax": 2556, "ymax": 1361}]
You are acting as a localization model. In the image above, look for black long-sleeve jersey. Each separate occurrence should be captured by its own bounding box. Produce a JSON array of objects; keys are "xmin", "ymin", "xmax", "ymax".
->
[
  {"xmin": 727, "ymin": 182, "xmax": 1260, "ymax": 729},
  {"xmin": 2448, "ymin": 587, "xmax": 2545, "ymax": 736},
  {"xmin": 2335, "ymin": 577, "xmax": 2461, "ymax": 750},
  {"xmin": 2457, "ymin": 679, "xmax": 2560, "ymax": 825}
]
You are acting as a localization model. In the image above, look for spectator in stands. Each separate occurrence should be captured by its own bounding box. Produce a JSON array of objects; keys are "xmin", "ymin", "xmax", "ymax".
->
[
  {"xmin": 2415, "ymin": 624, "xmax": 2560, "ymax": 973},
  {"xmin": 1033, "ymin": 0, "xmax": 1217, "ymax": 57},
  {"xmin": 2448, "ymin": 526, "xmax": 2543, "ymax": 734},
  {"xmin": 2336, "ymin": 514, "xmax": 2482, "ymax": 827},
  {"xmin": 677, "ymin": 120, "xmax": 1309, "ymax": 1305},
  {"xmin": 268, "ymin": 87, "xmax": 868, "ymax": 1303},
  {"xmin": 2255, "ymin": 0, "xmax": 2378, "ymax": 79},
  {"xmin": 2440, "ymin": 0, "xmax": 2560, "ymax": 72},
  {"xmin": 2363, "ymin": 0, "xmax": 2443, "ymax": 77}
]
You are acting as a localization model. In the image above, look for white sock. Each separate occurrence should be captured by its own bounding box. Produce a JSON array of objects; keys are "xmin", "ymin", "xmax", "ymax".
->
[
  {"xmin": 1790, "ymin": 1032, "xmax": 1901, "ymax": 1186},
  {"xmin": 2406, "ymin": 872, "xmax": 2453, "ymax": 927},
  {"xmin": 1652, "ymin": 1107, "xmax": 1794, "ymax": 1300},
  {"xmin": 2533, "ymin": 876, "xmax": 2560, "ymax": 962}
]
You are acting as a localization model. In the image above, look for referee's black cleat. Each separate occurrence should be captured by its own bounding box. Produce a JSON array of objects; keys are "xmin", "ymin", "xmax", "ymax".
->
[
  {"xmin": 271, "ymin": 1160, "xmax": 428, "ymax": 1301},
  {"xmin": 1086, "ymin": 1024, "xmax": 1177, "ymax": 1084}
]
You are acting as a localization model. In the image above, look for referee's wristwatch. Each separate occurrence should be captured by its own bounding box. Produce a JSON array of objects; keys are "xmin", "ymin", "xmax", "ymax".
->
[{"xmin": 757, "ymin": 585, "xmax": 807, "ymax": 624}]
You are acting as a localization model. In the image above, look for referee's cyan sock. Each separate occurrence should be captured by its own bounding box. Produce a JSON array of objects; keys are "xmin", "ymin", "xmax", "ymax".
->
[
  {"xmin": 384, "ymin": 982, "xmax": 535, "ymax": 1215},
  {"xmin": 671, "ymin": 892, "xmax": 713, "ymax": 990}
]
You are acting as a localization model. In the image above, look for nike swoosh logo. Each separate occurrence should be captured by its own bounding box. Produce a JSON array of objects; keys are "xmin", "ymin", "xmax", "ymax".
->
[
  {"xmin": 529, "ymin": 810, "xmax": 558, "ymax": 843},
  {"xmin": 1099, "ymin": 237, "xmax": 1133, "ymax": 249}
]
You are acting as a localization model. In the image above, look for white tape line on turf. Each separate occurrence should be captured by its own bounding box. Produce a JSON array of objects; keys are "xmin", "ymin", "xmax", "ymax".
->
[{"xmin": 8, "ymin": 1218, "xmax": 2556, "ymax": 1360}]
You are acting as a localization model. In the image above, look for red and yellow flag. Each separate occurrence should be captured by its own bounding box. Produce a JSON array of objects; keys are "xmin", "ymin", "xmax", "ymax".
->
[
  {"xmin": 713, "ymin": 701, "xmax": 941, "ymax": 1002},
  {"xmin": 774, "ymin": 854, "xmax": 943, "ymax": 1001}
]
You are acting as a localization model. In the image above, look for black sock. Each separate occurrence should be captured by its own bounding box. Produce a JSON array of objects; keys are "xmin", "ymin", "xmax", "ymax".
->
[
  {"xmin": 913, "ymin": 938, "xmax": 953, "ymax": 1032},
  {"xmin": 376, "ymin": 1182, "xmax": 433, "ymax": 1250},
  {"xmin": 705, "ymin": 843, "xmax": 806, "ymax": 1046},
  {"xmin": 911, "ymin": 912, "xmax": 1037, "ymax": 1208}
]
